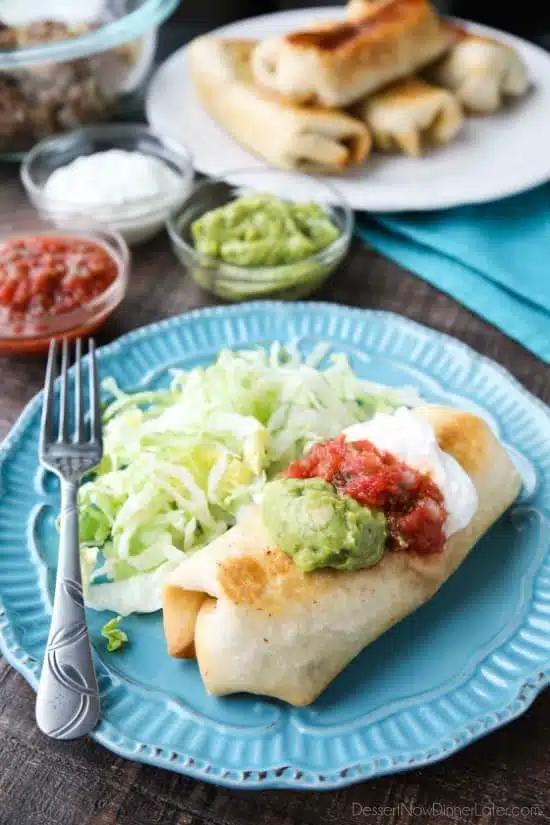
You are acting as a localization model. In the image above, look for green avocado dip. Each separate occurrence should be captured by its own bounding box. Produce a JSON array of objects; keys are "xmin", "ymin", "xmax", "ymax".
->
[
  {"xmin": 191, "ymin": 193, "xmax": 340, "ymax": 266},
  {"xmin": 262, "ymin": 477, "xmax": 387, "ymax": 573}
]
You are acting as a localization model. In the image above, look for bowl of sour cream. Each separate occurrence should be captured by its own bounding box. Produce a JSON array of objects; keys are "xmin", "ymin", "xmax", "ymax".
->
[{"xmin": 21, "ymin": 123, "xmax": 194, "ymax": 244}]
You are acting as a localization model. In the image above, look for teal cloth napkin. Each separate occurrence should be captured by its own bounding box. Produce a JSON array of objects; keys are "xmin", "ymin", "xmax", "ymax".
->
[{"xmin": 355, "ymin": 183, "xmax": 550, "ymax": 364}]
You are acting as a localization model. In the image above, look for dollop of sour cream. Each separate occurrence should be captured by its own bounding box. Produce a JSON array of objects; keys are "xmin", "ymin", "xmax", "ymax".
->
[
  {"xmin": 43, "ymin": 149, "xmax": 183, "ymax": 213},
  {"xmin": 343, "ymin": 407, "xmax": 478, "ymax": 537}
]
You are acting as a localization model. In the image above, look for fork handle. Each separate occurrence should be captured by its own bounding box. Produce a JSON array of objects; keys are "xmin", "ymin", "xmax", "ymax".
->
[{"xmin": 36, "ymin": 479, "xmax": 100, "ymax": 740}]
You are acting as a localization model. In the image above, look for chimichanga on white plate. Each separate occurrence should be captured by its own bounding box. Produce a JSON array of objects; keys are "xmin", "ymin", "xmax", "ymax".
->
[
  {"xmin": 353, "ymin": 76, "xmax": 464, "ymax": 156},
  {"xmin": 424, "ymin": 22, "xmax": 529, "ymax": 113},
  {"xmin": 188, "ymin": 36, "xmax": 371, "ymax": 173},
  {"xmin": 251, "ymin": 0, "xmax": 452, "ymax": 108},
  {"xmin": 163, "ymin": 405, "xmax": 520, "ymax": 706}
]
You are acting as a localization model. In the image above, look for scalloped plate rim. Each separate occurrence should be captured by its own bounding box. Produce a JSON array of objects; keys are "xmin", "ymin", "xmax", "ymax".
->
[{"xmin": 0, "ymin": 301, "xmax": 549, "ymax": 790}]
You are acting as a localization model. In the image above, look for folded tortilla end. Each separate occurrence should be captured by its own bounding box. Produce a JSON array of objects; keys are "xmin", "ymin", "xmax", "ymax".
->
[
  {"xmin": 162, "ymin": 585, "xmax": 205, "ymax": 658},
  {"xmin": 417, "ymin": 405, "xmax": 500, "ymax": 478}
]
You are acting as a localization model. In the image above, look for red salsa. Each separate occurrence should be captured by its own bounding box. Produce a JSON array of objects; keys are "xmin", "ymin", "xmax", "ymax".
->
[
  {"xmin": 283, "ymin": 435, "xmax": 448, "ymax": 555},
  {"xmin": 0, "ymin": 235, "xmax": 118, "ymax": 327}
]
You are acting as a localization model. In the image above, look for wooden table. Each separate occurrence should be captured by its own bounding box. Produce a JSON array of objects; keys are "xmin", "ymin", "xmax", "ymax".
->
[{"xmin": 0, "ymin": 165, "xmax": 549, "ymax": 825}]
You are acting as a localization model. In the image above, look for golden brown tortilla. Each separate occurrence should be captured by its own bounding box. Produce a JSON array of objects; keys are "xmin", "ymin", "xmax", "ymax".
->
[
  {"xmin": 352, "ymin": 76, "xmax": 464, "ymax": 156},
  {"xmin": 251, "ymin": 0, "xmax": 452, "ymax": 107},
  {"xmin": 189, "ymin": 36, "xmax": 371, "ymax": 172}
]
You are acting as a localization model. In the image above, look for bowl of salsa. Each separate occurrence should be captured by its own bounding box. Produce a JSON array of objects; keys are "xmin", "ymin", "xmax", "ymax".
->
[{"xmin": 0, "ymin": 214, "xmax": 129, "ymax": 354}]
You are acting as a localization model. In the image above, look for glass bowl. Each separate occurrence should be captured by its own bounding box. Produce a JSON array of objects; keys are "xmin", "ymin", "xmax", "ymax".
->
[
  {"xmin": 166, "ymin": 169, "xmax": 353, "ymax": 302},
  {"xmin": 0, "ymin": 0, "xmax": 178, "ymax": 159},
  {"xmin": 0, "ymin": 211, "xmax": 129, "ymax": 355},
  {"xmin": 21, "ymin": 124, "xmax": 194, "ymax": 245}
]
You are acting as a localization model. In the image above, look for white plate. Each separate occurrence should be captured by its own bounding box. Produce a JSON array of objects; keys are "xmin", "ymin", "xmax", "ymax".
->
[{"xmin": 146, "ymin": 8, "xmax": 550, "ymax": 212}]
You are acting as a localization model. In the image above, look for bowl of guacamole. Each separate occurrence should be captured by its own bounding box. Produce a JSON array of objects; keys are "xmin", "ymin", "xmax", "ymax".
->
[{"xmin": 166, "ymin": 169, "xmax": 353, "ymax": 301}]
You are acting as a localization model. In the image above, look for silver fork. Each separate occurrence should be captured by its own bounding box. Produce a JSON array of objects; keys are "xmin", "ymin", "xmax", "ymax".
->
[{"xmin": 35, "ymin": 338, "xmax": 102, "ymax": 740}]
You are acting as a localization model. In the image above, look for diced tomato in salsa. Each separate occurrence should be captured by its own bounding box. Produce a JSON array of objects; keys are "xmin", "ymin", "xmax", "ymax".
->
[
  {"xmin": 0, "ymin": 235, "xmax": 118, "ymax": 326},
  {"xmin": 283, "ymin": 435, "xmax": 448, "ymax": 554}
]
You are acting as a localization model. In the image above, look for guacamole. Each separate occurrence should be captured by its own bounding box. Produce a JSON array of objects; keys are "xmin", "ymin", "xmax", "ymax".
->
[
  {"xmin": 262, "ymin": 477, "xmax": 387, "ymax": 573},
  {"xmin": 190, "ymin": 193, "xmax": 340, "ymax": 267}
]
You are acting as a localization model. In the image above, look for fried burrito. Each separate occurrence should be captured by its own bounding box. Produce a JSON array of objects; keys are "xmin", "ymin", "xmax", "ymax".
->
[
  {"xmin": 424, "ymin": 23, "xmax": 529, "ymax": 114},
  {"xmin": 189, "ymin": 36, "xmax": 371, "ymax": 172},
  {"xmin": 251, "ymin": 0, "xmax": 452, "ymax": 108},
  {"xmin": 353, "ymin": 76, "xmax": 464, "ymax": 156},
  {"xmin": 163, "ymin": 405, "xmax": 520, "ymax": 706}
]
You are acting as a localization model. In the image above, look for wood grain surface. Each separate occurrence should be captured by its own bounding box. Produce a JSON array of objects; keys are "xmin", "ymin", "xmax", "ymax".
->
[{"xmin": 0, "ymin": 164, "xmax": 549, "ymax": 825}]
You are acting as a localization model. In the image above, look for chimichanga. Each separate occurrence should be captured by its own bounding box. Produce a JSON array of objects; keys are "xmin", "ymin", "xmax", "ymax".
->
[
  {"xmin": 189, "ymin": 36, "xmax": 371, "ymax": 173},
  {"xmin": 163, "ymin": 405, "xmax": 520, "ymax": 706},
  {"xmin": 424, "ymin": 23, "xmax": 529, "ymax": 113},
  {"xmin": 353, "ymin": 76, "xmax": 464, "ymax": 156},
  {"xmin": 347, "ymin": 0, "xmax": 390, "ymax": 19},
  {"xmin": 251, "ymin": 0, "xmax": 452, "ymax": 108}
]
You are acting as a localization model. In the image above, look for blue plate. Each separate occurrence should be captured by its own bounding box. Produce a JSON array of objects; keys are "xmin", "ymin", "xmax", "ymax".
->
[{"xmin": 0, "ymin": 302, "xmax": 549, "ymax": 790}]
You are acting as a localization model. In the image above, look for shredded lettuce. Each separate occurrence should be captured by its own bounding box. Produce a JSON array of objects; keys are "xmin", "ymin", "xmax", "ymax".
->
[
  {"xmin": 101, "ymin": 616, "xmax": 128, "ymax": 652},
  {"xmin": 81, "ymin": 342, "xmax": 421, "ymax": 614}
]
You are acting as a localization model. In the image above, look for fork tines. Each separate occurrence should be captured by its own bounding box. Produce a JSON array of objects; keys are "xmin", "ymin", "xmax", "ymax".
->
[{"xmin": 40, "ymin": 338, "xmax": 102, "ymax": 454}]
